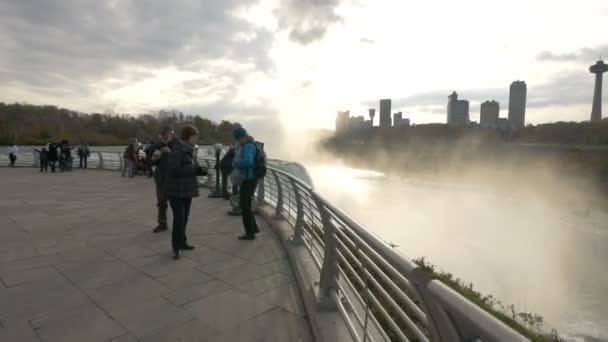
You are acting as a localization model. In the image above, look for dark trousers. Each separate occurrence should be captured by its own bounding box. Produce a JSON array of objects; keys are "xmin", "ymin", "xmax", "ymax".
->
[
  {"xmin": 40, "ymin": 160, "xmax": 48, "ymax": 172},
  {"xmin": 240, "ymin": 179, "xmax": 258, "ymax": 236},
  {"xmin": 49, "ymin": 161, "xmax": 56, "ymax": 172},
  {"xmin": 9, "ymin": 154, "xmax": 16, "ymax": 167},
  {"xmin": 221, "ymin": 172, "xmax": 229, "ymax": 197},
  {"xmin": 156, "ymin": 184, "xmax": 168, "ymax": 227},
  {"xmin": 169, "ymin": 197, "xmax": 192, "ymax": 253},
  {"xmin": 79, "ymin": 156, "xmax": 88, "ymax": 168}
]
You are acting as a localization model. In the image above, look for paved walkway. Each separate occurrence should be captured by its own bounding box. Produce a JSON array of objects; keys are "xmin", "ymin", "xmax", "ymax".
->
[{"xmin": 0, "ymin": 168, "xmax": 313, "ymax": 342}]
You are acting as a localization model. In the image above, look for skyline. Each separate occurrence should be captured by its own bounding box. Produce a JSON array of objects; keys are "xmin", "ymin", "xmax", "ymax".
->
[{"xmin": 1, "ymin": 0, "xmax": 608, "ymax": 139}]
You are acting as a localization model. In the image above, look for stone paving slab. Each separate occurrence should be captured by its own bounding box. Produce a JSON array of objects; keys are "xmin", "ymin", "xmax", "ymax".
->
[{"xmin": 0, "ymin": 168, "xmax": 313, "ymax": 342}]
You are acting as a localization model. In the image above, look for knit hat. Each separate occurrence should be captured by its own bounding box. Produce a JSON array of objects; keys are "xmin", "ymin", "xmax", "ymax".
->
[{"xmin": 232, "ymin": 127, "xmax": 247, "ymax": 139}]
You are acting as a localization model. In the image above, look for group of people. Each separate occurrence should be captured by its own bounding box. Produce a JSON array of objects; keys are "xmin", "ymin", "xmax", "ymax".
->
[
  {"xmin": 150, "ymin": 125, "xmax": 265, "ymax": 259},
  {"xmin": 122, "ymin": 139, "xmax": 156, "ymax": 178},
  {"xmin": 33, "ymin": 141, "xmax": 90, "ymax": 172}
]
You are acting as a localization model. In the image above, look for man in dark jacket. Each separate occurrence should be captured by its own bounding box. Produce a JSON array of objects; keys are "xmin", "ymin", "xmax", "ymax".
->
[
  {"xmin": 219, "ymin": 146, "xmax": 236, "ymax": 199},
  {"xmin": 165, "ymin": 125, "xmax": 206, "ymax": 259},
  {"xmin": 151, "ymin": 127, "xmax": 176, "ymax": 233},
  {"xmin": 122, "ymin": 139, "xmax": 137, "ymax": 177},
  {"xmin": 34, "ymin": 147, "xmax": 48, "ymax": 172},
  {"xmin": 48, "ymin": 143, "xmax": 58, "ymax": 172}
]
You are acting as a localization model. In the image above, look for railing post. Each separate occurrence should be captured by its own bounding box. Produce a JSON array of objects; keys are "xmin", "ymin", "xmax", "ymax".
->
[
  {"xmin": 290, "ymin": 178, "xmax": 304, "ymax": 244},
  {"xmin": 256, "ymin": 175, "xmax": 266, "ymax": 204},
  {"xmin": 312, "ymin": 191, "xmax": 339, "ymax": 310},
  {"xmin": 273, "ymin": 171, "xmax": 284, "ymax": 218},
  {"xmin": 204, "ymin": 160, "xmax": 215, "ymax": 187},
  {"xmin": 409, "ymin": 269, "xmax": 461, "ymax": 342},
  {"xmin": 118, "ymin": 152, "xmax": 123, "ymax": 171},
  {"xmin": 98, "ymin": 152, "xmax": 103, "ymax": 169}
]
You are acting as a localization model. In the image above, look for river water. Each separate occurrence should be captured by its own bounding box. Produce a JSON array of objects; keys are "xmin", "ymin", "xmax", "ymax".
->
[{"xmin": 304, "ymin": 163, "xmax": 608, "ymax": 342}]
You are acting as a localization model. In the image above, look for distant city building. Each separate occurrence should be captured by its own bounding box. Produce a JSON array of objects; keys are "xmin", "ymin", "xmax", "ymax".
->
[
  {"xmin": 379, "ymin": 99, "xmax": 392, "ymax": 128},
  {"xmin": 335, "ymin": 110, "xmax": 350, "ymax": 133},
  {"xmin": 447, "ymin": 91, "xmax": 470, "ymax": 126},
  {"xmin": 368, "ymin": 109, "xmax": 376, "ymax": 126},
  {"xmin": 393, "ymin": 112, "xmax": 411, "ymax": 127},
  {"xmin": 480, "ymin": 100, "xmax": 500, "ymax": 128},
  {"xmin": 590, "ymin": 59, "xmax": 608, "ymax": 122},
  {"xmin": 348, "ymin": 115, "xmax": 366, "ymax": 130},
  {"xmin": 496, "ymin": 118, "xmax": 513, "ymax": 131},
  {"xmin": 508, "ymin": 81, "xmax": 527, "ymax": 129}
]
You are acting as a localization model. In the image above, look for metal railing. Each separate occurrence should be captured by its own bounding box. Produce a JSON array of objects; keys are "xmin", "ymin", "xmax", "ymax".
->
[
  {"xmin": 256, "ymin": 166, "xmax": 529, "ymax": 342},
  {"xmin": 1, "ymin": 149, "xmax": 529, "ymax": 341}
]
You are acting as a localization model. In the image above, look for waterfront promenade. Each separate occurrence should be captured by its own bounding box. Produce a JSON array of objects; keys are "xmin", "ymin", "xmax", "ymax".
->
[{"xmin": 0, "ymin": 168, "xmax": 312, "ymax": 342}]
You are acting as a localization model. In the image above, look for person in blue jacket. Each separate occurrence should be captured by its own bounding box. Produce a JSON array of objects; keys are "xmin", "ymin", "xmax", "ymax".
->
[{"xmin": 232, "ymin": 127, "xmax": 259, "ymax": 240}]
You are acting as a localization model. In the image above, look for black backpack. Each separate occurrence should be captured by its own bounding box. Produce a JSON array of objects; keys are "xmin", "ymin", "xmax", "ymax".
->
[{"xmin": 253, "ymin": 142, "xmax": 267, "ymax": 179}]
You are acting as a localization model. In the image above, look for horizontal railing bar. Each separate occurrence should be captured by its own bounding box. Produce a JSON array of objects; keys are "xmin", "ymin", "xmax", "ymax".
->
[
  {"xmin": 334, "ymin": 227, "xmax": 427, "ymax": 323},
  {"xmin": 426, "ymin": 281, "xmax": 529, "ymax": 342},
  {"xmin": 337, "ymin": 266, "xmax": 391, "ymax": 342},
  {"xmin": 332, "ymin": 218, "xmax": 419, "ymax": 298},
  {"xmin": 335, "ymin": 242, "xmax": 429, "ymax": 341},
  {"xmin": 332, "ymin": 290, "xmax": 364, "ymax": 342}
]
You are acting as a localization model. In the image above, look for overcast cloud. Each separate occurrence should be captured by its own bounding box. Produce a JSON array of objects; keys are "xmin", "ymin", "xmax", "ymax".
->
[
  {"xmin": 0, "ymin": 0, "xmax": 606, "ymax": 133},
  {"xmin": 274, "ymin": 0, "xmax": 344, "ymax": 45}
]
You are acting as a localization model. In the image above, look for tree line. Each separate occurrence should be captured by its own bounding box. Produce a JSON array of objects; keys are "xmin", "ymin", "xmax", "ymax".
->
[{"xmin": 0, "ymin": 102, "xmax": 239, "ymax": 146}]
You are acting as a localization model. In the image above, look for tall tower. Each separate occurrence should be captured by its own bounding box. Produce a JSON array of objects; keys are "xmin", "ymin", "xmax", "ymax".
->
[
  {"xmin": 508, "ymin": 81, "xmax": 527, "ymax": 129},
  {"xmin": 447, "ymin": 91, "xmax": 457, "ymax": 125},
  {"xmin": 368, "ymin": 109, "xmax": 376, "ymax": 126},
  {"xmin": 590, "ymin": 60, "xmax": 608, "ymax": 122},
  {"xmin": 379, "ymin": 99, "xmax": 392, "ymax": 128},
  {"xmin": 480, "ymin": 100, "xmax": 500, "ymax": 127}
]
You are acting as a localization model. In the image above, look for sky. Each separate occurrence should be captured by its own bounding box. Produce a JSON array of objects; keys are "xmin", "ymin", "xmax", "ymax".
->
[{"xmin": 1, "ymin": 0, "xmax": 608, "ymax": 141}]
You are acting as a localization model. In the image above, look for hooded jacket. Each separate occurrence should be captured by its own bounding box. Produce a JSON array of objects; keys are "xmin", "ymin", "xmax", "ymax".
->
[
  {"xmin": 164, "ymin": 139, "xmax": 200, "ymax": 198},
  {"xmin": 233, "ymin": 136, "xmax": 256, "ymax": 181}
]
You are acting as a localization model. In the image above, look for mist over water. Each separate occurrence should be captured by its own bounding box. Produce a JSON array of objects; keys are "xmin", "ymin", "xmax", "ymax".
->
[
  {"xmin": 304, "ymin": 163, "xmax": 608, "ymax": 340},
  {"xmin": 272, "ymin": 132, "xmax": 608, "ymax": 341}
]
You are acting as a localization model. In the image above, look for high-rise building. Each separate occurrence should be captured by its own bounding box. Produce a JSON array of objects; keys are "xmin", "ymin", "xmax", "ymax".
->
[
  {"xmin": 393, "ymin": 112, "xmax": 410, "ymax": 127},
  {"xmin": 335, "ymin": 111, "xmax": 350, "ymax": 134},
  {"xmin": 348, "ymin": 116, "xmax": 366, "ymax": 130},
  {"xmin": 447, "ymin": 91, "xmax": 470, "ymax": 126},
  {"xmin": 379, "ymin": 99, "xmax": 392, "ymax": 128},
  {"xmin": 480, "ymin": 100, "xmax": 500, "ymax": 128},
  {"xmin": 508, "ymin": 81, "xmax": 527, "ymax": 129}
]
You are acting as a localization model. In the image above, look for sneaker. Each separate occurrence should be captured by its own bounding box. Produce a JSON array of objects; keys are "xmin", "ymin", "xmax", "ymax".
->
[
  {"xmin": 153, "ymin": 225, "xmax": 168, "ymax": 233},
  {"xmin": 173, "ymin": 251, "xmax": 181, "ymax": 259},
  {"xmin": 237, "ymin": 235, "xmax": 255, "ymax": 241}
]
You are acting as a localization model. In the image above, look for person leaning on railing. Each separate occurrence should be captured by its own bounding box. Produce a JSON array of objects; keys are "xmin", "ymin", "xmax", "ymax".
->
[
  {"xmin": 165, "ymin": 125, "xmax": 207, "ymax": 259},
  {"xmin": 232, "ymin": 127, "xmax": 260, "ymax": 241},
  {"xmin": 8, "ymin": 143, "xmax": 18, "ymax": 167},
  {"xmin": 151, "ymin": 126, "xmax": 176, "ymax": 233}
]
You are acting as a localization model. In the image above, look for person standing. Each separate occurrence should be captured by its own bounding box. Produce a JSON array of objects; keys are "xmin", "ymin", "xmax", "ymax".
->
[
  {"xmin": 48, "ymin": 143, "xmax": 58, "ymax": 172},
  {"xmin": 64, "ymin": 140, "xmax": 73, "ymax": 171},
  {"xmin": 151, "ymin": 127, "xmax": 176, "ymax": 233},
  {"xmin": 83, "ymin": 144, "xmax": 90, "ymax": 169},
  {"xmin": 219, "ymin": 146, "xmax": 236, "ymax": 199},
  {"xmin": 144, "ymin": 140, "xmax": 155, "ymax": 178},
  {"xmin": 165, "ymin": 125, "xmax": 206, "ymax": 259},
  {"xmin": 232, "ymin": 128, "xmax": 259, "ymax": 240},
  {"xmin": 122, "ymin": 138, "xmax": 137, "ymax": 177},
  {"xmin": 78, "ymin": 144, "xmax": 84, "ymax": 168},
  {"xmin": 8, "ymin": 144, "xmax": 18, "ymax": 167},
  {"xmin": 34, "ymin": 147, "xmax": 49, "ymax": 172}
]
